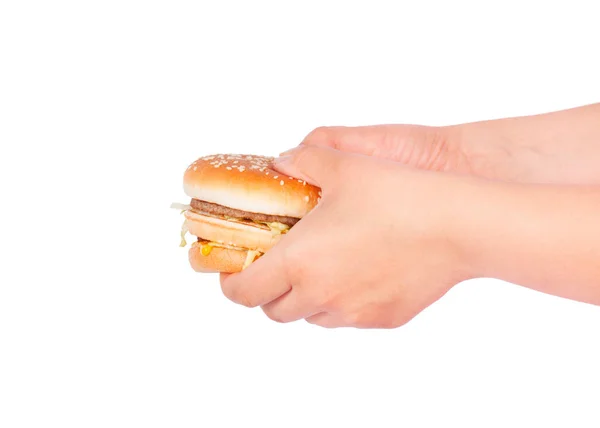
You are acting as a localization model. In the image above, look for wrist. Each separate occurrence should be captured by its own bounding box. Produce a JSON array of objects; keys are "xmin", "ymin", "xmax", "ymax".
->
[
  {"xmin": 444, "ymin": 121, "xmax": 531, "ymax": 182},
  {"xmin": 447, "ymin": 104, "xmax": 600, "ymax": 185},
  {"xmin": 436, "ymin": 174, "xmax": 524, "ymax": 281},
  {"xmin": 450, "ymin": 179, "xmax": 600, "ymax": 304},
  {"xmin": 416, "ymin": 171, "xmax": 493, "ymax": 282}
]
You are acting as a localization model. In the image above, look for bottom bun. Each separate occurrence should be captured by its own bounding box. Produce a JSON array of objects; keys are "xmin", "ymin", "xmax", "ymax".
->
[{"xmin": 188, "ymin": 244, "xmax": 251, "ymax": 273}]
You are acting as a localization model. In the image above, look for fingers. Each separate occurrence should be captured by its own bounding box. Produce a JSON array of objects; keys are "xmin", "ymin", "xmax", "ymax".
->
[
  {"xmin": 220, "ymin": 208, "xmax": 328, "ymax": 320},
  {"xmin": 221, "ymin": 250, "xmax": 322, "ymax": 324},
  {"xmin": 299, "ymin": 125, "xmax": 392, "ymax": 155},
  {"xmin": 272, "ymin": 145, "xmax": 346, "ymax": 188},
  {"xmin": 261, "ymin": 289, "xmax": 321, "ymax": 323},
  {"xmin": 219, "ymin": 250, "xmax": 291, "ymax": 308},
  {"xmin": 305, "ymin": 312, "xmax": 346, "ymax": 328},
  {"xmin": 289, "ymin": 125, "xmax": 451, "ymax": 170}
]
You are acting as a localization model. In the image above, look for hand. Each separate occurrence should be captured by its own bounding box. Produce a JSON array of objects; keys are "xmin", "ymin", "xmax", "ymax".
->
[
  {"xmin": 219, "ymin": 145, "xmax": 473, "ymax": 328},
  {"xmin": 299, "ymin": 103, "xmax": 600, "ymax": 185}
]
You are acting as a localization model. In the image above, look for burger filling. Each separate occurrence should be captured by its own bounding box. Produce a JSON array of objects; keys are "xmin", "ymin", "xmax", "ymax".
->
[
  {"xmin": 192, "ymin": 240, "xmax": 262, "ymax": 269},
  {"xmin": 173, "ymin": 200, "xmax": 300, "ymax": 269},
  {"xmin": 190, "ymin": 200, "xmax": 299, "ymax": 227}
]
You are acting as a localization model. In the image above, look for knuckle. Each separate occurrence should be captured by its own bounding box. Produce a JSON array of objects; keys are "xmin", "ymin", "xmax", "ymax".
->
[
  {"xmin": 305, "ymin": 316, "xmax": 318, "ymax": 325},
  {"xmin": 305, "ymin": 314, "xmax": 338, "ymax": 329},
  {"xmin": 320, "ymin": 291, "xmax": 345, "ymax": 313},
  {"xmin": 423, "ymin": 126, "xmax": 453, "ymax": 171},
  {"xmin": 305, "ymin": 289, "xmax": 327, "ymax": 313},
  {"xmin": 291, "ymin": 145, "xmax": 315, "ymax": 169},
  {"xmin": 319, "ymin": 298, "xmax": 338, "ymax": 314},
  {"xmin": 220, "ymin": 282, "xmax": 257, "ymax": 308},
  {"xmin": 389, "ymin": 311, "xmax": 412, "ymax": 328},
  {"xmin": 339, "ymin": 309, "xmax": 361, "ymax": 326},
  {"xmin": 238, "ymin": 294, "xmax": 258, "ymax": 308},
  {"xmin": 281, "ymin": 246, "xmax": 307, "ymax": 283},
  {"xmin": 262, "ymin": 307, "xmax": 286, "ymax": 323},
  {"xmin": 219, "ymin": 279, "xmax": 235, "ymax": 301},
  {"xmin": 372, "ymin": 315, "xmax": 403, "ymax": 329},
  {"xmin": 303, "ymin": 126, "xmax": 331, "ymax": 144},
  {"xmin": 341, "ymin": 306, "xmax": 409, "ymax": 329}
]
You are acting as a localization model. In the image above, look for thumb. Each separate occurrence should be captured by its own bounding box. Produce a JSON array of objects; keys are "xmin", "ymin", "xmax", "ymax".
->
[
  {"xmin": 272, "ymin": 145, "xmax": 344, "ymax": 188},
  {"xmin": 298, "ymin": 125, "xmax": 452, "ymax": 171}
]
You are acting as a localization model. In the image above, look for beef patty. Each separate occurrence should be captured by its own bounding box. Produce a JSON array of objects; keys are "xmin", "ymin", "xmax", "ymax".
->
[{"xmin": 190, "ymin": 199, "xmax": 300, "ymax": 227}]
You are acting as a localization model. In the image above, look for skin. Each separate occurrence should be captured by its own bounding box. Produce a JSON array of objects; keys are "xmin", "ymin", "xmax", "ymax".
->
[{"xmin": 219, "ymin": 104, "xmax": 600, "ymax": 328}]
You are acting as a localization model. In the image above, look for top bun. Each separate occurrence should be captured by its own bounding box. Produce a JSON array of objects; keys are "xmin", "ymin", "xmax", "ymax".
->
[{"xmin": 183, "ymin": 154, "xmax": 321, "ymax": 218}]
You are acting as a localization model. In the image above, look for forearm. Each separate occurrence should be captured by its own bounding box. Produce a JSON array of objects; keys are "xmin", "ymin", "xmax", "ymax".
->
[
  {"xmin": 453, "ymin": 103, "xmax": 600, "ymax": 184},
  {"xmin": 459, "ymin": 179, "xmax": 600, "ymax": 305}
]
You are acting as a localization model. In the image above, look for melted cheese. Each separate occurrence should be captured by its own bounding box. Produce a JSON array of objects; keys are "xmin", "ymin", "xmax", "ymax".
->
[{"xmin": 191, "ymin": 241, "xmax": 263, "ymax": 269}]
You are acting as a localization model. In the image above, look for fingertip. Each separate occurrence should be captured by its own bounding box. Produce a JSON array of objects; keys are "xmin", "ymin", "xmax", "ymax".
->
[
  {"xmin": 278, "ymin": 146, "xmax": 301, "ymax": 157},
  {"xmin": 271, "ymin": 154, "xmax": 302, "ymax": 181},
  {"xmin": 273, "ymin": 144, "xmax": 341, "ymax": 188},
  {"xmin": 219, "ymin": 272, "xmax": 232, "ymax": 285}
]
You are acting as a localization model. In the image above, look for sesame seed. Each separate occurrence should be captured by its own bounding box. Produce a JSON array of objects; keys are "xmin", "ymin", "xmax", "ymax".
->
[
  {"xmin": 193, "ymin": 166, "xmax": 197, "ymax": 171},
  {"xmin": 233, "ymin": 161, "xmax": 239, "ymax": 164},
  {"xmin": 303, "ymin": 181, "xmax": 306, "ymax": 186},
  {"xmin": 304, "ymin": 195, "xmax": 309, "ymax": 202},
  {"xmin": 273, "ymin": 176, "xmax": 278, "ymax": 179},
  {"xmin": 280, "ymin": 180, "xmax": 284, "ymax": 185},
  {"xmin": 226, "ymin": 167, "xmax": 232, "ymax": 170},
  {"xmin": 266, "ymin": 172, "xmax": 269, "ymax": 175}
]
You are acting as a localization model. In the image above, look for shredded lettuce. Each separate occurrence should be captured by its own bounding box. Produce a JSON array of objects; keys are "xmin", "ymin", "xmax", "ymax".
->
[
  {"xmin": 170, "ymin": 202, "xmax": 192, "ymax": 211},
  {"xmin": 179, "ymin": 221, "xmax": 188, "ymax": 247},
  {"xmin": 242, "ymin": 250, "xmax": 261, "ymax": 270},
  {"xmin": 172, "ymin": 202, "xmax": 290, "ymax": 250},
  {"xmin": 265, "ymin": 221, "xmax": 289, "ymax": 236}
]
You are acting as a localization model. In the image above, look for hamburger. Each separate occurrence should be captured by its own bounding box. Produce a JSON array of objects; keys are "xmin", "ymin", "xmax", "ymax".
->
[{"xmin": 173, "ymin": 154, "xmax": 322, "ymax": 273}]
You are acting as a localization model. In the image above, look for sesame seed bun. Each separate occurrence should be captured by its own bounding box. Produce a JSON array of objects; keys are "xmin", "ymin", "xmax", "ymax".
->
[
  {"xmin": 180, "ymin": 153, "xmax": 322, "ymax": 273},
  {"xmin": 183, "ymin": 154, "xmax": 321, "ymax": 218},
  {"xmin": 188, "ymin": 243, "xmax": 251, "ymax": 274}
]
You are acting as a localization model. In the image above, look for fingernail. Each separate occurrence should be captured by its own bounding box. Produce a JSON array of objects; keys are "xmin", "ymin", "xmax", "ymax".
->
[
  {"xmin": 278, "ymin": 146, "xmax": 301, "ymax": 157},
  {"xmin": 273, "ymin": 155, "xmax": 292, "ymax": 165}
]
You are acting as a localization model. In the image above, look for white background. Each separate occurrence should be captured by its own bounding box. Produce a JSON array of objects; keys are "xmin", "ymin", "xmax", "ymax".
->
[{"xmin": 1, "ymin": 1, "xmax": 599, "ymax": 427}]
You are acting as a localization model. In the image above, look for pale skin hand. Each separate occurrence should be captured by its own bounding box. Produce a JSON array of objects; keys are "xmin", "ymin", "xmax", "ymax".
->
[
  {"xmin": 462, "ymin": 180, "xmax": 600, "ymax": 305},
  {"xmin": 299, "ymin": 103, "xmax": 600, "ymax": 185},
  {"xmin": 221, "ymin": 147, "xmax": 473, "ymax": 328},
  {"xmin": 219, "ymin": 146, "xmax": 600, "ymax": 328}
]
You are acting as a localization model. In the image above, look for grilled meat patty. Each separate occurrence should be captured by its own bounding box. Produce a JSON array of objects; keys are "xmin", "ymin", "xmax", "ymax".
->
[{"xmin": 190, "ymin": 199, "xmax": 300, "ymax": 227}]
